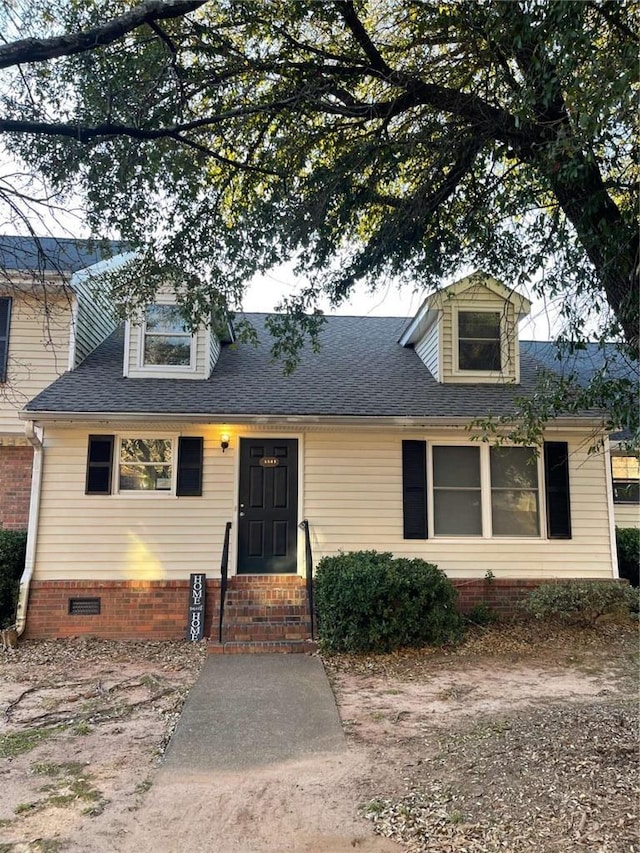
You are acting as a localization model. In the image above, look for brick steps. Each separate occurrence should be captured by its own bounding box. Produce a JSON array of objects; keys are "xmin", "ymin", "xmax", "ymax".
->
[
  {"xmin": 222, "ymin": 605, "xmax": 309, "ymax": 622},
  {"xmin": 211, "ymin": 575, "xmax": 314, "ymax": 654},
  {"xmin": 208, "ymin": 639, "xmax": 317, "ymax": 655}
]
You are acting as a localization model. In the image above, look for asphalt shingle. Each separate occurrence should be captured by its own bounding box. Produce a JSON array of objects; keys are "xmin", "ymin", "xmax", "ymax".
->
[
  {"xmin": 26, "ymin": 314, "xmax": 635, "ymax": 420},
  {"xmin": 0, "ymin": 236, "xmax": 129, "ymax": 274}
]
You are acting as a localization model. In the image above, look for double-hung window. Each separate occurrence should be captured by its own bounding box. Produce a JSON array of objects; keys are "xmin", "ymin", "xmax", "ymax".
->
[
  {"xmin": 490, "ymin": 447, "xmax": 540, "ymax": 536},
  {"xmin": 457, "ymin": 310, "xmax": 501, "ymax": 371},
  {"xmin": 431, "ymin": 445, "xmax": 540, "ymax": 537},
  {"xmin": 611, "ymin": 456, "xmax": 640, "ymax": 504},
  {"xmin": 118, "ymin": 438, "xmax": 173, "ymax": 491},
  {"xmin": 142, "ymin": 305, "xmax": 193, "ymax": 368},
  {"xmin": 433, "ymin": 446, "xmax": 482, "ymax": 535},
  {"xmin": 86, "ymin": 435, "xmax": 203, "ymax": 496}
]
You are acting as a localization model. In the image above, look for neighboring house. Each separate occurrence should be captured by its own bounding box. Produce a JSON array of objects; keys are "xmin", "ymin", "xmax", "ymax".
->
[
  {"xmin": 522, "ymin": 339, "xmax": 640, "ymax": 530},
  {"xmin": 16, "ymin": 270, "xmax": 638, "ymax": 647},
  {"xmin": 0, "ymin": 237, "xmax": 130, "ymax": 530}
]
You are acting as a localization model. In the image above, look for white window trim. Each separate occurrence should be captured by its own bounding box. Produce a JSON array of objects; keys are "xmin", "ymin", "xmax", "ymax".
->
[
  {"xmin": 427, "ymin": 441, "xmax": 545, "ymax": 539},
  {"xmin": 116, "ymin": 434, "xmax": 177, "ymax": 497},
  {"xmin": 136, "ymin": 306, "xmax": 198, "ymax": 373},
  {"xmin": 452, "ymin": 305, "xmax": 508, "ymax": 378}
]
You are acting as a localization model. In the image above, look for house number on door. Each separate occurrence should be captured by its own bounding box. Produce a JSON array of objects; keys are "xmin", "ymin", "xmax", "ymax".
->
[{"xmin": 259, "ymin": 457, "xmax": 280, "ymax": 467}]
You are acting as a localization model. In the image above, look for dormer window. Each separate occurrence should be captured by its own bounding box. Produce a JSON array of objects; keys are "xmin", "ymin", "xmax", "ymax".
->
[
  {"xmin": 142, "ymin": 305, "xmax": 194, "ymax": 368},
  {"xmin": 458, "ymin": 311, "xmax": 501, "ymax": 371}
]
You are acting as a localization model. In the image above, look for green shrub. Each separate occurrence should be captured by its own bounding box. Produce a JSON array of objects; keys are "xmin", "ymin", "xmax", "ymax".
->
[
  {"xmin": 0, "ymin": 529, "xmax": 28, "ymax": 628},
  {"xmin": 524, "ymin": 581, "xmax": 637, "ymax": 626},
  {"xmin": 465, "ymin": 602, "xmax": 500, "ymax": 626},
  {"xmin": 616, "ymin": 527, "xmax": 639, "ymax": 588},
  {"xmin": 314, "ymin": 550, "xmax": 461, "ymax": 653}
]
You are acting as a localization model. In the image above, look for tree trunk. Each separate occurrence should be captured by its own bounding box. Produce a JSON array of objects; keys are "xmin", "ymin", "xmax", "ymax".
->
[{"xmin": 549, "ymin": 156, "xmax": 639, "ymax": 355}]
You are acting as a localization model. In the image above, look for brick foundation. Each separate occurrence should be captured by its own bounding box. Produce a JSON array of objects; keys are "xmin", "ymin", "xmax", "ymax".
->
[
  {"xmin": 0, "ymin": 445, "xmax": 33, "ymax": 530},
  {"xmin": 23, "ymin": 579, "xmax": 222, "ymax": 640},
  {"xmin": 453, "ymin": 578, "xmax": 542, "ymax": 617},
  {"xmin": 22, "ymin": 576, "xmax": 621, "ymax": 640}
]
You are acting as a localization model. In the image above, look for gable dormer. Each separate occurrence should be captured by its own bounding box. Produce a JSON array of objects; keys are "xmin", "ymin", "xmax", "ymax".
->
[
  {"xmin": 400, "ymin": 272, "xmax": 531, "ymax": 384},
  {"xmin": 123, "ymin": 290, "xmax": 230, "ymax": 380}
]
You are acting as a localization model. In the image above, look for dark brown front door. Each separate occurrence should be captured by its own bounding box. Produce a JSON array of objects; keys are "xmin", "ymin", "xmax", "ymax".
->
[{"xmin": 237, "ymin": 438, "xmax": 298, "ymax": 574}]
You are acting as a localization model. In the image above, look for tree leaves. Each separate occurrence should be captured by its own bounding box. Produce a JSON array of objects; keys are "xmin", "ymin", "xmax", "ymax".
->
[{"xmin": 0, "ymin": 0, "xmax": 637, "ymax": 419}]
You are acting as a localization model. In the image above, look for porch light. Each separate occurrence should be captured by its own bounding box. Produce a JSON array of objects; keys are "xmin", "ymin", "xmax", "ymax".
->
[{"xmin": 220, "ymin": 432, "xmax": 230, "ymax": 452}]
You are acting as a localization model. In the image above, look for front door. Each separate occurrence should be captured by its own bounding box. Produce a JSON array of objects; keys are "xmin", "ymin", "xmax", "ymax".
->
[{"xmin": 237, "ymin": 438, "xmax": 298, "ymax": 574}]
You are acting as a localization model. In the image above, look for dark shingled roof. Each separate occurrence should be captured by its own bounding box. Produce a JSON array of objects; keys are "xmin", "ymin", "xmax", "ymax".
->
[
  {"xmin": 521, "ymin": 340, "xmax": 637, "ymax": 385},
  {"xmin": 26, "ymin": 314, "xmax": 637, "ymax": 420},
  {"xmin": 0, "ymin": 236, "xmax": 129, "ymax": 274}
]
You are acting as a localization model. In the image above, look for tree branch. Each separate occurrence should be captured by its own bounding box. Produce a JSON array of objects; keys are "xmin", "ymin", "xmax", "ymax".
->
[
  {"xmin": 335, "ymin": 3, "xmax": 542, "ymax": 158},
  {"xmin": 337, "ymin": 1, "xmax": 393, "ymax": 76},
  {"xmin": 0, "ymin": 0, "xmax": 206, "ymax": 70},
  {"xmin": 588, "ymin": 1, "xmax": 639, "ymax": 43}
]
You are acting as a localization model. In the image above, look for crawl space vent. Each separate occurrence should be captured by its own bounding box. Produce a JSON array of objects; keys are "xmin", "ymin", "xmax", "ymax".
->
[{"xmin": 68, "ymin": 597, "xmax": 101, "ymax": 616}]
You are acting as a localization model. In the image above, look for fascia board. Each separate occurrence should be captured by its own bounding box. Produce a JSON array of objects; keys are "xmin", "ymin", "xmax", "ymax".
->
[{"xmin": 17, "ymin": 409, "xmax": 607, "ymax": 432}]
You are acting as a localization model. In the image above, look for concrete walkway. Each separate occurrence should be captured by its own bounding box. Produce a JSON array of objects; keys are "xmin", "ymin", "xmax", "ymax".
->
[
  {"xmin": 118, "ymin": 655, "xmax": 401, "ymax": 853},
  {"xmin": 162, "ymin": 654, "xmax": 346, "ymax": 773}
]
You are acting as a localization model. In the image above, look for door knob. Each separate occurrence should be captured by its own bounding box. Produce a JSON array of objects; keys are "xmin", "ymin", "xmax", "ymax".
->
[{"xmin": 239, "ymin": 511, "xmax": 245, "ymax": 517}]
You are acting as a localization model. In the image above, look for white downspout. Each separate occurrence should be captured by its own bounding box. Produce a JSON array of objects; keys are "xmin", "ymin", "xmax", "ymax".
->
[
  {"xmin": 15, "ymin": 420, "xmax": 44, "ymax": 636},
  {"xmin": 603, "ymin": 436, "xmax": 620, "ymax": 580}
]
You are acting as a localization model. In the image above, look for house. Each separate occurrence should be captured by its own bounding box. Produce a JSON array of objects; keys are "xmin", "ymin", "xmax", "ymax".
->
[
  {"xmin": 14, "ymin": 266, "xmax": 638, "ymax": 648},
  {"xmin": 0, "ymin": 236, "xmax": 129, "ymax": 531},
  {"xmin": 521, "ymin": 339, "xmax": 640, "ymax": 530}
]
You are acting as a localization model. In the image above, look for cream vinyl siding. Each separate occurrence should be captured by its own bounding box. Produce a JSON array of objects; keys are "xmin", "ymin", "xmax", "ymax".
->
[
  {"xmin": 35, "ymin": 426, "xmax": 235, "ymax": 580},
  {"xmin": 414, "ymin": 319, "xmax": 440, "ymax": 380},
  {"xmin": 33, "ymin": 424, "xmax": 615, "ymax": 582},
  {"xmin": 304, "ymin": 429, "xmax": 615, "ymax": 578},
  {"xmin": 614, "ymin": 504, "xmax": 640, "ymax": 528},
  {"xmin": 441, "ymin": 288, "xmax": 519, "ymax": 383},
  {"xmin": 0, "ymin": 289, "xmax": 73, "ymax": 434}
]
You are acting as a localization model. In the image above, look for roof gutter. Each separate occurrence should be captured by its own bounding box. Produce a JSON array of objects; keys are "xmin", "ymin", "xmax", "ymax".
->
[
  {"xmin": 15, "ymin": 420, "xmax": 44, "ymax": 637},
  {"xmin": 18, "ymin": 410, "xmax": 606, "ymax": 431}
]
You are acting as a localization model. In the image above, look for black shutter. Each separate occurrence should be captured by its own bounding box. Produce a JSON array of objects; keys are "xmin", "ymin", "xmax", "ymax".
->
[
  {"xmin": 0, "ymin": 297, "xmax": 11, "ymax": 383},
  {"xmin": 544, "ymin": 441, "xmax": 572, "ymax": 539},
  {"xmin": 402, "ymin": 440, "xmax": 428, "ymax": 539},
  {"xmin": 86, "ymin": 435, "xmax": 114, "ymax": 495},
  {"xmin": 177, "ymin": 437, "xmax": 204, "ymax": 496}
]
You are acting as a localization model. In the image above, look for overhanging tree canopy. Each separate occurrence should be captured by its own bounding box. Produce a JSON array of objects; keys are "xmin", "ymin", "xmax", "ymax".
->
[{"xmin": 0, "ymin": 0, "xmax": 638, "ymax": 436}]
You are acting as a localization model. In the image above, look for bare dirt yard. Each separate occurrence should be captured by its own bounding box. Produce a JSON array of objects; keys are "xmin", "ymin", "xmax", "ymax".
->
[{"xmin": 0, "ymin": 621, "xmax": 637, "ymax": 853}]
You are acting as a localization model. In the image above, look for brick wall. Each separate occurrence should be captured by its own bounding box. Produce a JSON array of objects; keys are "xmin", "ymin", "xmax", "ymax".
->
[
  {"xmin": 22, "ymin": 576, "xmax": 621, "ymax": 640},
  {"xmin": 0, "ymin": 445, "xmax": 33, "ymax": 530},
  {"xmin": 24, "ymin": 579, "xmax": 221, "ymax": 640},
  {"xmin": 453, "ymin": 578, "xmax": 541, "ymax": 617}
]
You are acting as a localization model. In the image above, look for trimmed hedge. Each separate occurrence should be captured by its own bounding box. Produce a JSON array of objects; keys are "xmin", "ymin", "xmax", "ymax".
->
[
  {"xmin": 524, "ymin": 580, "xmax": 637, "ymax": 626},
  {"xmin": 0, "ymin": 529, "xmax": 28, "ymax": 628},
  {"xmin": 314, "ymin": 550, "xmax": 461, "ymax": 653},
  {"xmin": 616, "ymin": 527, "xmax": 639, "ymax": 587}
]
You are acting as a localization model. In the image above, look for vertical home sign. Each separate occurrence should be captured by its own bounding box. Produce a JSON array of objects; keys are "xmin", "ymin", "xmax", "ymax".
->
[{"xmin": 187, "ymin": 573, "xmax": 206, "ymax": 641}]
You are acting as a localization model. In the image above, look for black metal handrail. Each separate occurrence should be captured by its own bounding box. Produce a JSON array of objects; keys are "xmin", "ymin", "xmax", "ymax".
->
[
  {"xmin": 218, "ymin": 521, "xmax": 232, "ymax": 643},
  {"xmin": 299, "ymin": 519, "xmax": 315, "ymax": 640}
]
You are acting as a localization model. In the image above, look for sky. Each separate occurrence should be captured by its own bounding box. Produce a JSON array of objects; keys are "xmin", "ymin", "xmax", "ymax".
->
[{"xmin": 242, "ymin": 263, "xmax": 563, "ymax": 341}]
